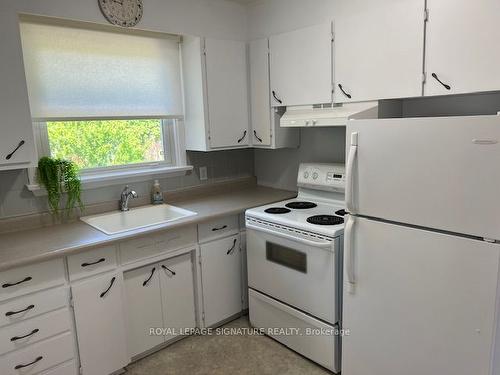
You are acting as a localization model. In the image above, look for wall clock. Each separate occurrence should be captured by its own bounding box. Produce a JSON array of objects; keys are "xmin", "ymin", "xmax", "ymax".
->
[{"xmin": 98, "ymin": 0, "xmax": 143, "ymax": 27}]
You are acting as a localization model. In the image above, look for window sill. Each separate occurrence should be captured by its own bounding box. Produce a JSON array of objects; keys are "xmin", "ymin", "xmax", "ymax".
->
[{"xmin": 27, "ymin": 165, "xmax": 193, "ymax": 196}]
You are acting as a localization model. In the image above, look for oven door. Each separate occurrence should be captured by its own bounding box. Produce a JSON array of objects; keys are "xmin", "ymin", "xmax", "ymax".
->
[{"xmin": 246, "ymin": 226, "xmax": 339, "ymax": 324}]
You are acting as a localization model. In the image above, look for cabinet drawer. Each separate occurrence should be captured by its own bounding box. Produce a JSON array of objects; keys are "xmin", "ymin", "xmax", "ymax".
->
[
  {"xmin": 67, "ymin": 246, "xmax": 117, "ymax": 281},
  {"xmin": 0, "ymin": 259, "xmax": 65, "ymax": 302},
  {"xmin": 120, "ymin": 226, "xmax": 197, "ymax": 265},
  {"xmin": 155, "ymin": 225, "xmax": 197, "ymax": 254},
  {"xmin": 40, "ymin": 360, "xmax": 77, "ymax": 375},
  {"xmin": 249, "ymin": 289, "xmax": 339, "ymax": 373},
  {"xmin": 198, "ymin": 215, "xmax": 239, "ymax": 243},
  {"xmin": 0, "ymin": 308, "xmax": 72, "ymax": 355},
  {"xmin": 0, "ymin": 332, "xmax": 74, "ymax": 375},
  {"xmin": 120, "ymin": 235, "xmax": 157, "ymax": 265},
  {"xmin": 0, "ymin": 287, "xmax": 68, "ymax": 328}
]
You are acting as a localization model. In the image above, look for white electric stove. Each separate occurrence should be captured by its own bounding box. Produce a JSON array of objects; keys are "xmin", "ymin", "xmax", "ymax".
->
[{"xmin": 245, "ymin": 163, "xmax": 345, "ymax": 374}]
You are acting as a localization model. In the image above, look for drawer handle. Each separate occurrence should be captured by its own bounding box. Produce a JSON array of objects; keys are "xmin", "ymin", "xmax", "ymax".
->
[
  {"xmin": 6, "ymin": 140, "xmax": 25, "ymax": 160},
  {"xmin": 14, "ymin": 355, "xmax": 43, "ymax": 369},
  {"xmin": 143, "ymin": 267, "xmax": 156, "ymax": 287},
  {"xmin": 226, "ymin": 238, "xmax": 237, "ymax": 255},
  {"xmin": 212, "ymin": 225, "xmax": 227, "ymax": 232},
  {"xmin": 81, "ymin": 258, "xmax": 106, "ymax": 267},
  {"xmin": 338, "ymin": 84, "xmax": 352, "ymax": 99},
  {"xmin": 5, "ymin": 304, "xmax": 35, "ymax": 317},
  {"xmin": 237, "ymin": 130, "xmax": 247, "ymax": 144},
  {"xmin": 161, "ymin": 265, "xmax": 176, "ymax": 276},
  {"xmin": 100, "ymin": 277, "xmax": 116, "ymax": 298},
  {"xmin": 11, "ymin": 328, "xmax": 39, "ymax": 342},
  {"xmin": 2, "ymin": 276, "xmax": 32, "ymax": 289}
]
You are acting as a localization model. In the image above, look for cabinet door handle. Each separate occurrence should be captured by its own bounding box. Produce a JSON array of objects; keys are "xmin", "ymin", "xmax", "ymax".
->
[
  {"xmin": 162, "ymin": 265, "xmax": 176, "ymax": 276},
  {"xmin": 100, "ymin": 277, "xmax": 116, "ymax": 298},
  {"xmin": 212, "ymin": 225, "xmax": 227, "ymax": 232},
  {"xmin": 338, "ymin": 84, "xmax": 352, "ymax": 99},
  {"xmin": 81, "ymin": 258, "xmax": 106, "ymax": 267},
  {"xmin": 272, "ymin": 90, "xmax": 283, "ymax": 104},
  {"xmin": 237, "ymin": 130, "xmax": 247, "ymax": 143},
  {"xmin": 143, "ymin": 267, "xmax": 156, "ymax": 287},
  {"xmin": 5, "ymin": 304, "xmax": 35, "ymax": 317},
  {"xmin": 253, "ymin": 130, "xmax": 263, "ymax": 143},
  {"xmin": 226, "ymin": 238, "xmax": 237, "ymax": 255},
  {"xmin": 11, "ymin": 328, "xmax": 39, "ymax": 342},
  {"xmin": 14, "ymin": 356, "xmax": 43, "ymax": 370},
  {"xmin": 431, "ymin": 73, "xmax": 451, "ymax": 90},
  {"xmin": 2, "ymin": 276, "xmax": 32, "ymax": 289},
  {"xmin": 6, "ymin": 140, "xmax": 25, "ymax": 160}
]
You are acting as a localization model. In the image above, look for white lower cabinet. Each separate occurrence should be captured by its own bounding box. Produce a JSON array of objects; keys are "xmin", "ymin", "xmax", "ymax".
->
[
  {"xmin": 124, "ymin": 252, "xmax": 196, "ymax": 358},
  {"xmin": 72, "ymin": 272, "xmax": 129, "ymax": 375},
  {"xmin": 200, "ymin": 235, "xmax": 242, "ymax": 327},
  {"xmin": 159, "ymin": 253, "xmax": 196, "ymax": 341},
  {"xmin": 124, "ymin": 265, "xmax": 164, "ymax": 358}
]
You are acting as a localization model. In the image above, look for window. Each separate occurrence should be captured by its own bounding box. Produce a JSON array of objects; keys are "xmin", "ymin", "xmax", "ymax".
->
[
  {"xmin": 37, "ymin": 119, "xmax": 175, "ymax": 172},
  {"xmin": 19, "ymin": 16, "xmax": 188, "ymax": 186}
]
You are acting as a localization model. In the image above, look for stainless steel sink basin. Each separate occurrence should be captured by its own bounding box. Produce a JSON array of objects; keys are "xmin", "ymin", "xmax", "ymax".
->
[{"xmin": 80, "ymin": 204, "xmax": 197, "ymax": 235}]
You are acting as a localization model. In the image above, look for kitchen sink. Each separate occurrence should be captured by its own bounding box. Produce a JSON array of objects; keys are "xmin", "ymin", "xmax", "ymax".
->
[{"xmin": 80, "ymin": 204, "xmax": 197, "ymax": 235}]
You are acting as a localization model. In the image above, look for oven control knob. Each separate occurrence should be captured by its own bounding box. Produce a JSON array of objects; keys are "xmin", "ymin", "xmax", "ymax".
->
[
  {"xmin": 312, "ymin": 172, "xmax": 318, "ymax": 180},
  {"xmin": 303, "ymin": 171, "xmax": 309, "ymax": 179}
]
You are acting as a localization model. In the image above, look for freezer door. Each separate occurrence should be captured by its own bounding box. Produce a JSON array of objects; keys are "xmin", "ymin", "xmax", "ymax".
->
[
  {"xmin": 346, "ymin": 115, "xmax": 500, "ymax": 239},
  {"xmin": 342, "ymin": 216, "xmax": 500, "ymax": 375}
]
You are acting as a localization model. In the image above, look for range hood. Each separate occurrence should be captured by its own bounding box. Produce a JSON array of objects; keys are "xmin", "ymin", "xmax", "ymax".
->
[{"xmin": 280, "ymin": 101, "xmax": 378, "ymax": 127}]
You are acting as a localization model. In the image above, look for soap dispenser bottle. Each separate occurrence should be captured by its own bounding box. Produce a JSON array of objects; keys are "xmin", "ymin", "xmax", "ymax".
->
[{"xmin": 151, "ymin": 180, "xmax": 164, "ymax": 205}]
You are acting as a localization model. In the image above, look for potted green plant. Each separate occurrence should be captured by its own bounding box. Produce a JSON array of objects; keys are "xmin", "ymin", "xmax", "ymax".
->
[{"xmin": 37, "ymin": 156, "xmax": 84, "ymax": 218}]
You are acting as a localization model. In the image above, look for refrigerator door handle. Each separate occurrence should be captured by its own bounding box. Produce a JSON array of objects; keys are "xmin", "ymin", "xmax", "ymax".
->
[
  {"xmin": 345, "ymin": 214, "xmax": 356, "ymax": 292},
  {"xmin": 346, "ymin": 132, "xmax": 358, "ymax": 213}
]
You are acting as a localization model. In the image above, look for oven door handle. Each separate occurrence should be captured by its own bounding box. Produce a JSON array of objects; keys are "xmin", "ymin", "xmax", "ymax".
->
[{"xmin": 246, "ymin": 222, "xmax": 334, "ymax": 250}]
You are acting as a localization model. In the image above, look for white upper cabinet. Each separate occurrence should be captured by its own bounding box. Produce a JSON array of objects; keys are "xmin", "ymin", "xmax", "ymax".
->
[
  {"xmin": 182, "ymin": 36, "xmax": 249, "ymax": 151},
  {"xmin": 269, "ymin": 23, "xmax": 333, "ymax": 107},
  {"xmin": 205, "ymin": 38, "xmax": 249, "ymax": 148},
  {"xmin": 424, "ymin": 0, "xmax": 500, "ymax": 96},
  {"xmin": 334, "ymin": 0, "xmax": 426, "ymax": 103},
  {"xmin": 249, "ymin": 38, "xmax": 272, "ymax": 146},
  {"xmin": 0, "ymin": 14, "xmax": 36, "ymax": 170},
  {"xmin": 249, "ymin": 38, "xmax": 299, "ymax": 149}
]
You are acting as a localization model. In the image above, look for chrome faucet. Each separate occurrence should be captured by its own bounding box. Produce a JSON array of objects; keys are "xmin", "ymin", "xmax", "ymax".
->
[{"xmin": 120, "ymin": 185, "xmax": 138, "ymax": 212}]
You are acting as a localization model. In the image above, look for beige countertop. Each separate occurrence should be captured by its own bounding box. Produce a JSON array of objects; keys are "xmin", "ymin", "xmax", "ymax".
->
[{"xmin": 0, "ymin": 185, "xmax": 296, "ymax": 271}]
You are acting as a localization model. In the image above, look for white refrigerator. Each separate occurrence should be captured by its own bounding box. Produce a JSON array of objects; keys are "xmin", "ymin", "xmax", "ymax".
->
[{"xmin": 343, "ymin": 115, "xmax": 500, "ymax": 375}]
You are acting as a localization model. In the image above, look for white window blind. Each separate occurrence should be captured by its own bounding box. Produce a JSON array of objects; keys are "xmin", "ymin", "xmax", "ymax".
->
[{"xmin": 19, "ymin": 18, "xmax": 183, "ymax": 120}]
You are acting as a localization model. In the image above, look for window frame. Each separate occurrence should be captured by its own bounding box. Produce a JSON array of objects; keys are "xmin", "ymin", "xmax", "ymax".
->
[{"xmin": 27, "ymin": 118, "xmax": 190, "ymax": 191}]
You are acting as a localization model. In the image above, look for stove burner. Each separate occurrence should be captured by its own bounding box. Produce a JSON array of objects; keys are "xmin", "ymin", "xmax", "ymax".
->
[
  {"xmin": 335, "ymin": 209, "xmax": 346, "ymax": 216},
  {"xmin": 265, "ymin": 207, "xmax": 291, "ymax": 214},
  {"xmin": 285, "ymin": 201, "xmax": 318, "ymax": 210},
  {"xmin": 307, "ymin": 215, "xmax": 344, "ymax": 226}
]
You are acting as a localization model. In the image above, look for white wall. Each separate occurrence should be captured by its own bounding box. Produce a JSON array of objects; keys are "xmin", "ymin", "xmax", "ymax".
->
[
  {"xmin": 255, "ymin": 128, "xmax": 345, "ymax": 191},
  {"xmin": 248, "ymin": 0, "xmax": 343, "ymax": 191},
  {"xmin": 4, "ymin": 0, "xmax": 248, "ymax": 40},
  {"xmin": 247, "ymin": 0, "xmax": 335, "ymax": 39}
]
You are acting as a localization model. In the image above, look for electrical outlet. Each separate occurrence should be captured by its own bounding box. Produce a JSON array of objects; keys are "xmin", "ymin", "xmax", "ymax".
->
[{"xmin": 199, "ymin": 166, "xmax": 208, "ymax": 181}]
